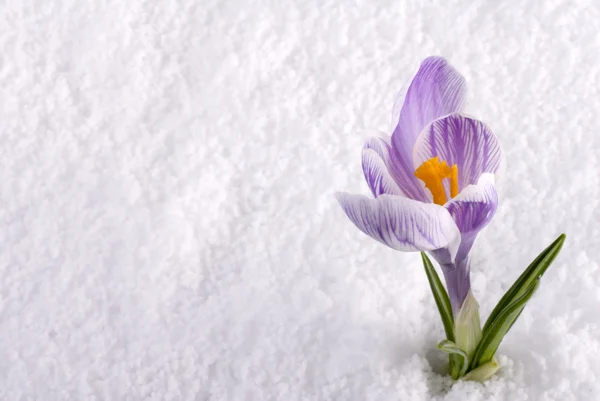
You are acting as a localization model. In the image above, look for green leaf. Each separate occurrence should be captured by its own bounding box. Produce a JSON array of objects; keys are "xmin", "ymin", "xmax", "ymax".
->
[
  {"xmin": 469, "ymin": 234, "xmax": 566, "ymax": 369},
  {"xmin": 454, "ymin": 291, "xmax": 482, "ymax": 360},
  {"xmin": 470, "ymin": 276, "xmax": 540, "ymax": 368},
  {"xmin": 437, "ymin": 340, "xmax": 469, "ymax": 378},
  {"xmin": 422, "ymin": 252, "xmax": 454, "ymax": 342},
  {"xmin": 482, "ymin": 234, "xmax": 566, "ymax": 334},
  {"xmin": 462, "ymin": 357, "xmax": 500, "ymax": 382},
  {"xmin": 449, "ymin": 354, "xmax": 462, "ymax": 380}
]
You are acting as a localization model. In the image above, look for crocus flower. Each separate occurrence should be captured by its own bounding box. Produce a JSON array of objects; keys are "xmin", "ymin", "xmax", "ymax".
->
[{"xmin": 336, "ymin": 57, "xmax": 504, "ymax": 315}]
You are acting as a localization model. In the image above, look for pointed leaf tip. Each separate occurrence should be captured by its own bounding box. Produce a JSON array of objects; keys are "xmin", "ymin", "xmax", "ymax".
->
[
  {"xmin": 483, "ymin": 233, "xmax": 566, "ymax": 334},
  {"xmin": 470, "ymin": 234, "xmax": 565, "ymax": 370}
]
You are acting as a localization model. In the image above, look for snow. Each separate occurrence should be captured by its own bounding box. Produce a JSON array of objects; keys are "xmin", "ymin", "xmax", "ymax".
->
[{"xmin": 0, "ymin": 0, "xmax": 598, "ymax": 399}]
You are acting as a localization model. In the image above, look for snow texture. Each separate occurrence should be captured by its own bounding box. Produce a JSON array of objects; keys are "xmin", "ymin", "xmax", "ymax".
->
[{"xmin": 0, "ymin": 1, "xmax": 598, "ymax": 400}]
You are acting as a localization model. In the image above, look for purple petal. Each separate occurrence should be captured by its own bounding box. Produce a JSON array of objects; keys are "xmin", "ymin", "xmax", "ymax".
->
[
  {"xmin": 389, "ymin": 57, "xmax": 467, "ymax": 201},
  {"xmin": 362, "ymin": 149, "xmax": 403, "ymax": 197},
  {"xmin": 362, "ymin": 136, "xmax": 404, "ymax": 197},
  {"xmin": 335, "ymin": 192, "xmax": 460, "ymax": 256},
  {"xmin": 364, "ymin": 135, "xmax": 393, "ymax": 161},
  {"xmin": 413, "ymin": 113, "xmax": 504, "ymax": 192},
  {"xmin": 440, "ymin": 257, "xmax": 472, "ymax": 316},
  {"xmin": 444, "ymin": 173, "xmax": 498, "ymax": 262},
  {"xmin": 390, "ymin": 84, "xmax": 409, "ymax": 131}
]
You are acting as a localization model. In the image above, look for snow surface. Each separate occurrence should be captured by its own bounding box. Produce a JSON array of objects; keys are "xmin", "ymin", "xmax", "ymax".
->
[{"xmin": 0, "ymin": 0, "xmax": 599, "ymax": 400}]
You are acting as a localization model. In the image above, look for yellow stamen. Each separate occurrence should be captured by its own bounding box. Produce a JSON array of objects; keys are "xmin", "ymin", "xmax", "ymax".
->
[
  {"xmin": 414, "ymin": 156, "xmax": 459, "ymax": 205},
  {"xmin": 450, "ymin": 164, "xmax": 459, "ymax": 198}
]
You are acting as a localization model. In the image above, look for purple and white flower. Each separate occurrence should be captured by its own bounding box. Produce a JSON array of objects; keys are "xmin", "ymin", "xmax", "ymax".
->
[{"xmin": 336, "ymin": 57, "xmax": 504, "ymax": 315}]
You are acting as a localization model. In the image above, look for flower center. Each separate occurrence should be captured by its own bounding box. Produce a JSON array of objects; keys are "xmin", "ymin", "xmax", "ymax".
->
[{"xmin": 414, "ymin": 156, "xmax": 459, "ymax": 205}]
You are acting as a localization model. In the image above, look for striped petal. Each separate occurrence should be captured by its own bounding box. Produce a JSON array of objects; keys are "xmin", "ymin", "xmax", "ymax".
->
[
  {"xmin": 364, "ymin": 134, "xmax": 393, "ymax": 162},
  {"xmin": 445, "ymin": 173, "xmax": 499, "ymax": 262},
  {"xmin": 413, "ymin": 113, "xmax": 504, "ymax": 192},
  {"xmin": 362, "ymin": 136, "xmax": 403, "ymax": 197},
  {"xmin": 362, "ymin": 149, "xmax": 403, "ymax": 197},
  {"xmin": 389, "ymin": 57, "xmax": 468, "ymax": 201},
  {"xmin": 335, "ymin": 192, "xmax": 460, "ymax": 258}
]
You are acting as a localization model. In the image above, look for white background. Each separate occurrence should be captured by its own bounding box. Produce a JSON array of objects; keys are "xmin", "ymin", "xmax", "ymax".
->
[{"xmin": 1, "ymin": 1, "xmax": 598, "ymax": 400}]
